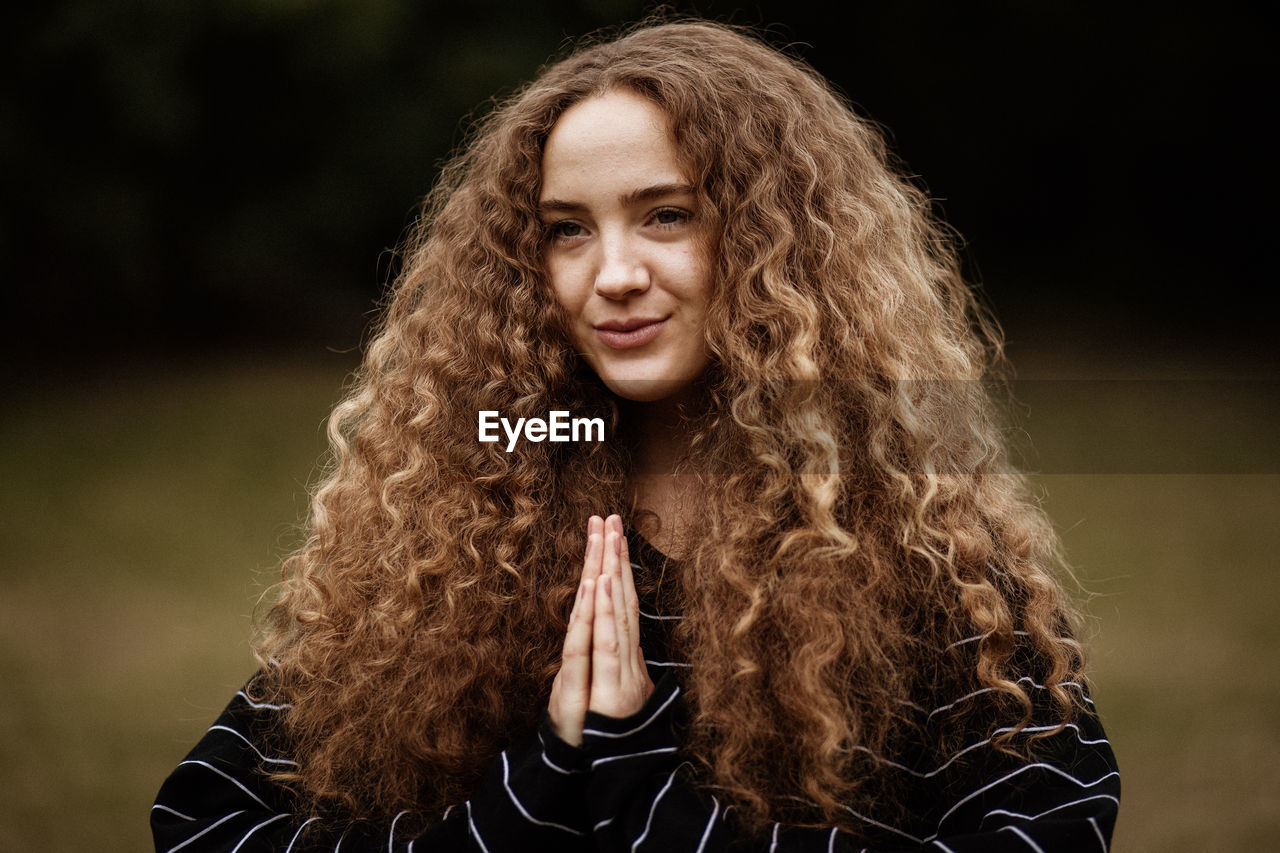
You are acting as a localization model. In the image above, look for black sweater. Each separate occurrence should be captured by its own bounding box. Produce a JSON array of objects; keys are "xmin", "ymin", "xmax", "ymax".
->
[{"xmin": 153, "ymin": 542, "xmax": 1120, "ymax": 852}]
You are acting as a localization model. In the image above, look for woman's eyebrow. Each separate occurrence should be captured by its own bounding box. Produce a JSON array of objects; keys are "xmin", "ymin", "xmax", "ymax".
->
[
  {"xmin": 537, "ymin": 183, "xmax": 695, "ymax": 214},
  {"xmin": 537, "ymin": 198, "xmax": 582, "ymax": 214},
  {"xmin": 619, "ymin": 182, "xmax": 695, "ymax": 206}
]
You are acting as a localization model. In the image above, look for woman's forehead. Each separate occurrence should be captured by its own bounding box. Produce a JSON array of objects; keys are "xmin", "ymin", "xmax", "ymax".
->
[{"xmin": 540, "ymin": 91, "xmax": 687, "ymax": 203}]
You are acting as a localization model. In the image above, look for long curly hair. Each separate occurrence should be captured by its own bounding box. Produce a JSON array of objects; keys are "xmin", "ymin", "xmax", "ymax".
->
[{"xmin": 255, "ymin": 18, "xmax": 1086, "ymax": 833}]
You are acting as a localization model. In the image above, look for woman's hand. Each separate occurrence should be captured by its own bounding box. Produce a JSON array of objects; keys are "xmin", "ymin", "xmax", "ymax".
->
[
  {"xmin": 548, "ymin": 515, "xmax": 654, "ymax": 746},
  {"xmin": 548, "ymin": 516, "xmax": 603, "ymax": 746},
  {"xmin": 588, "ymin": 515, "xmax": 654, "ymax": 719}
]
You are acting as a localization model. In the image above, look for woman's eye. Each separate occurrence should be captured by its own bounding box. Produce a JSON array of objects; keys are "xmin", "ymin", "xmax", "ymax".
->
[
  {"xmin": 652, "ymin": 208, "xmax": 689, "ymax": 228},
  {"xmin": 548, "ymin": 221, "xmax": 585, "ymax": 240}
]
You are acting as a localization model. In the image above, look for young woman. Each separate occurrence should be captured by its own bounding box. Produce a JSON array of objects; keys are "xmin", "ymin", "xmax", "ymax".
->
[{"xmin": 153, "ymin": 19, "xmax": 1120, "ymax": 852}]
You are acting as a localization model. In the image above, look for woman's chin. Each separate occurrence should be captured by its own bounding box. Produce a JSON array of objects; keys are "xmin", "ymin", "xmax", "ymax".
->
[{"xmin": 599, "ymin": 375, "xmax": 695, "ymax": 403}]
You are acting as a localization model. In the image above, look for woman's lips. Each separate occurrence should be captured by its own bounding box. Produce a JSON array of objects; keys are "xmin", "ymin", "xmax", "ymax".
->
[{"xmin": 595, "ymin": 318, "xmax": 667, "ymax": 349}]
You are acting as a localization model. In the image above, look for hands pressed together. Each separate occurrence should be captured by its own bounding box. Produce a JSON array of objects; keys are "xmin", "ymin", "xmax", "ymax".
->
[{"xmin": 549, "ymin": 515, "xmax": 655, "ymax": 746}]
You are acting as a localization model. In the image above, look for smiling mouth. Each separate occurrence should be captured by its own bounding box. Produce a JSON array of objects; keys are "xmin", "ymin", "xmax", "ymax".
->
[{"xmin": 594, "ymin": 317, "xmax": 667, "ymax": 349}]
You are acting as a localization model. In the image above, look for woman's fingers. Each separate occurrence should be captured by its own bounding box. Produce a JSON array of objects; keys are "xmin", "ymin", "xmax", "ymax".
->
[
  {"xmin": 604, "ymin": 519, "xmax": 631, "ymax": 672},
  {"xmin": 582, "ymin": 515, "xmax": 604, "ymax": 584},
  {"xmin": 549, "ymin": 574, "xmax": 594, "ymax": 746},
  {"xmin": 591, "ymin": 572, "xmax": 621, "ymax": 691},
  {"xmin": 586, "ymin": 516, "xmax": 653, "ymax": 718},
  {"xmin": 622, "ymin": 542, "xmax": 649, "ymax": 687},
  {"xmin": 548, "ymin": 518, "xmax": 603, "ymax": 747},
  {"xmin": 618, "ymin": 526, "xmax": 642, "ymax": 667},
  {"xmin": 607, "ymin": 516, "xmax": 644, "ymax": 682},
  {"xmin": 615, "ymin": 524, "xmax": 653, "ymax": 701}
]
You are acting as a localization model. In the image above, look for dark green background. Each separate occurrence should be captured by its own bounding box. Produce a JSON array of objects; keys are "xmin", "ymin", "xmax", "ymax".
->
[{"xmin": 3, "ymin": 1, "xmax": 1274, "ymax": 372}]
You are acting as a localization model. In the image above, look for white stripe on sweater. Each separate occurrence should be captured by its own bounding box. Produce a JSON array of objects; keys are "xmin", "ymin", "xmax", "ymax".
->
[
  {"xmin": 209, "ymin": 724, "xmax": 299, "ymax": 766},
  {"xmin": 694, "ymin": 797, "xmax": 720, "ymax": 853},
  {"xmin": 235, "ymin": 690, "xmax": 291, "ymax": 710},
  {"xmin": 388, "ymin": 810, "xmax": 407, "ymax": 852},
  {"xmin": 858, "ymin": 722, "xmax": 1110, "ymax": 779},
  {"xmin": 929, "ymin": 765, "xmax": 1121, "ymax": 838},
  {"xmin": 231, "ymin": 814, "xmax": 290, "ymax": 853},
  {"xmin": 999, "ymin": 824, "xmax": 1046, "ymax": 853},
  {"xmin": 151, "ymin": 803, "xmax": 195, "ymax": 822},
  {"xmin": 500, "ymin": 752, "xmax": 585, "ymax": 835},
  {"xmin": 284, "ymin": 817, "xmax": 319, "ymax": 853},
  {"xmin": 177, "ymin": 760, "xmax": 271, "ymax": 810},
  {"xmin": 927, "ymin": 678, "xmax": 1092, "ymax": 721},
  {"xmin": 630, "ymin": 763, "xmax": 686, "ymax": 852},
  {"xmin": 583, "ymin": 686, "xmax": 681, "ymax": 739},
  {"xmin": 164, "ymin": 810, "xmax": 246, "ymax": 853},
  {"xmin": 465, "ymin": 801, "xmax": 491, "ymax": 853},
  {"xmin": 982, "ymin": 793, "xmax": 1121, "ymax": 826},
  {"xmin": 591, "ymin": 746, "xmax": 679, "ymax": 768}
]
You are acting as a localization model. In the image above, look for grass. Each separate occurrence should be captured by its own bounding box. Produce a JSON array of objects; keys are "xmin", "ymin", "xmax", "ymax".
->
[
  {"xmin": 0, "ymin": 356, "xmax": 346, "ymax": 851},
  {"xmin": 1037, "ymin": 474, "xmax": 1280, "ymax": 851},
  {"xmin": 0, "ymin": 354, "xmax": 1276, "ymax": 850}
]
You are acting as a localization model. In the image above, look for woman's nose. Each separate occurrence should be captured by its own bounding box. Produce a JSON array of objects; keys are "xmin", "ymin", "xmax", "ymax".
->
[{"xmin": 593, "ymin": 234, "xmax": 650, "ymax": 299}]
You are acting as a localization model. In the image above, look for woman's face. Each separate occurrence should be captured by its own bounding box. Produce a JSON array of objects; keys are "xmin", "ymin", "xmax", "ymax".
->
[{"xmin": 539, "ymin": 89, "xmax": 712, "ymax": 403}]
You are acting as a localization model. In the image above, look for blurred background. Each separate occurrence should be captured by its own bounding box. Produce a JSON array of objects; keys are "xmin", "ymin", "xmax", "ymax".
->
[{"xmin": 1, "ymin": 1, "xmax": 1276, "ymax": 850}]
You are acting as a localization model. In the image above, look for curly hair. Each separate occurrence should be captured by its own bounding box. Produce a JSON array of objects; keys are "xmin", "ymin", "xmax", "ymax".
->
[{"xmin": 255, "ymin": 17, "xmax": 1087, "ymax": 834}]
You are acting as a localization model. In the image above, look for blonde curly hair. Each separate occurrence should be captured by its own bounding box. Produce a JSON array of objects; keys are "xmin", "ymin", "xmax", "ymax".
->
[{"xmin": 256, "ymin": 18, "xmax": 1086, "ymax": 833}]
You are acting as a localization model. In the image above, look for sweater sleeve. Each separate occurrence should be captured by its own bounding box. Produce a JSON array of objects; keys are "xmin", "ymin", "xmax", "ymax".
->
[
  {"xmin": 151, "ymin": 679, "xmax": 593, "ymax": 853},
  {"xmin": 563, "ymin": 675, "xmax": 1120, "ymax": 852}
]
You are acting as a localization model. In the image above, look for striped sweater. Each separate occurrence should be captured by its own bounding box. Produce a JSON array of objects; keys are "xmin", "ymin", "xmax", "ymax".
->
[{"xmin": 153, "ymin": 541, "xmax": 1119, "ymax": 852}]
